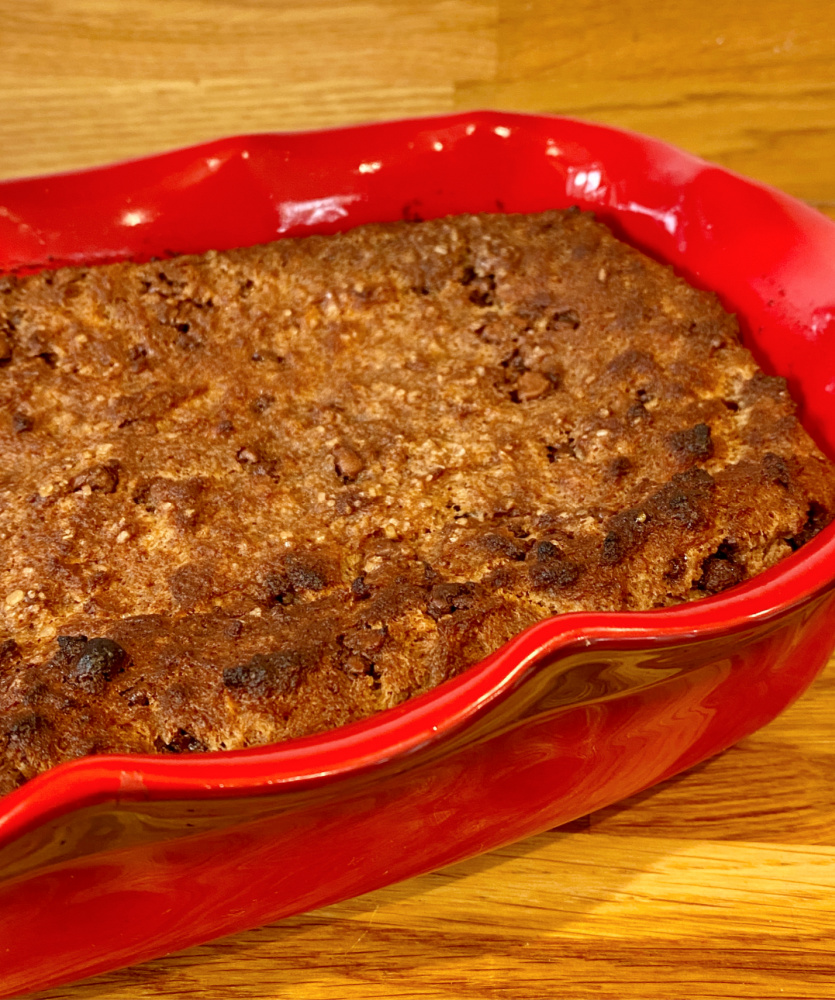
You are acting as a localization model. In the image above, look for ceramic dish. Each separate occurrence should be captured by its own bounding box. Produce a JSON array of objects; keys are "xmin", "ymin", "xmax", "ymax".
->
[{"xmin": 2, "ymin": 111, "xmax": 835, "ymax": 997}]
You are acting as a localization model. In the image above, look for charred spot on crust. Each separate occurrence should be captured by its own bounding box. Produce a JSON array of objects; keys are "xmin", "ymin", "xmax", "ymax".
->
[
  {"xmin": 669, "ymin": 423, "xmax": 713, "ymax": 466},
  {"xmin": 223, "ymin": 649, "xmax": 307, "ymax": 699},
  {"xmin": 534, "ymin": 539, "xmax": 560, "ymax": 561},
  {"xmin": 762, "ymin": 452, "xmax": 792, "ymax": 489},
  {"xmin": 259, "ymin": 570, "xmax": 294, "ymax": 605},
  {"xmin": 154, "ymin": 729, "xmax": 208, "ymax": 754},
  {"xmin": 462, "ymin": 270, "xmax": 497, "ymax": 308},
  {"xmin": 479, "ymin": 532, "xmax": 528, "ymax": 561},
  {"xmin": 73, "ymin": 638, "xmax": 128, "ymax": 689},
  {"xmin": 427, "ymin": 582, "xmax": 477, "ymax": 618},
  {"xmin": 601, "ymin": 530, "xmax": 629, "ymax": 565},
  {"xmin": 528, "ymin": 558, "xmax": 580, "ymax": 590},
  {"xmin": 606, "ymin": 455, "xmax": 632, "ymax": 480},
  {"xmin": 601, "ymin": 469, "xmax": 715, "ymax": 565},
  {"xmin": 655, "ymin": 468, "xmax": 715, "ymax": 531},
  {"xmin": 482, "ymin": 565, "xmax": 515, "ymax": 590},
  {"xmin": 285, "ymin": 551, "xmax": 332, "ymax": 593},
  {"xmin": 12, "ymin": 412, "xmax": 33, "ymax": 433},
  {"xmin": 0, "ymin": 638, "xmax": 20, "ymax": 668},
  {"xmin": 787, "ymin": 501, "xmax": 831, "ymax": 550},
  {"xmin": 741, "ymin": 372, "xmax": 788, "ymax": 404},
  {"xmin": 696, "ymin": 542, "xmax": 746, "ymax": 595},
  {"xmin": 2, "ymin": 711, "xmax": 53, "ymax": 753}
]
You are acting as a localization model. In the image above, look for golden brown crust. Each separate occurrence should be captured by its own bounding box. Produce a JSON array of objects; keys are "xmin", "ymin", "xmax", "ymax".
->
[{"xmin": 1, "ymin": 209, "xmax": 834, "ymax": 793}]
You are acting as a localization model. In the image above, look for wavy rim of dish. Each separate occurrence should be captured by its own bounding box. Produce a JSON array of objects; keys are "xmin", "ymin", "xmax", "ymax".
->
[{"xmin": 1, "ymin": 111, "xmax": 834, "ymax": 846}]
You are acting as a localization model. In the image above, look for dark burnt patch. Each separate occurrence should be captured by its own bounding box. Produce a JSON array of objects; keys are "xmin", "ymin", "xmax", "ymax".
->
[
  {"xmin": 154, "ymin": 729, "xmax": 208, "ymax": 754},
  {"xmin": 460, "ymin": 267, "xmax": 497, "ymax": 308},
  {"xmin": 741, "ymin": 372, "xmax": 788, "ymax": 405},
  {"xmin": 285, "ymin": 551, "xmax": 333, "ymax": 593},
  {"xmin": 0, "ymin": 638, "xmax": 21, "ymax": 668},
  {"xmin": 654, "ymin": 468, "xmax": 715, "ymax": 530},
  {"xmin": 12, "ymin": 412, "xmax": 33, "ymax": 433},
  {"xmin": 762, "ymin": 452, "xmax": 792, "ymax": 490},
  {"xmin": 1, "ymin": 711, "xmax": 53, "ymax": 754},
  {"xmin": 668, "ymin": 423, "xmax": 713, "ymax": 467},
  {"xmin": 528, "ymin": 539, "xmax": 580, "ymax": 589},
  {"xmin": 787, "ymin": 502, "xmax": 832, "ymax": 551},
  {"xmin": 606, "ymin": 455, "xmax": 632, "ymax": 481},
  {"xmin": 427, "ymin": 581, "xmax": 477, "ymax": 619},
  {"xmin": 601, "ymin": 469, "xmax": 715, "ymax": 566},
  {"xmin": 350, "ymin": 574, "xmax": 372, "ymax": 600},
  {"xmin": 223, "ymin": 649, "xmax": 308, "ymax": 699},
  {"xmin": 476, "ymin": 531, "xmax": 528, "ymax": 561}
]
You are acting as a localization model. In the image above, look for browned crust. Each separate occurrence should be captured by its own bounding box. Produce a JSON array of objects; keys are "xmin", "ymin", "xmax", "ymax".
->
[{"xmin": 1, "ymin": 209, "xmax": 833, "ymax": 793}]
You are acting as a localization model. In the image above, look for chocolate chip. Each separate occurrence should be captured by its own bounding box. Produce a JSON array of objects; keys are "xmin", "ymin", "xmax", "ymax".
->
[
  {"xmin": 351, "ymin": 575, "xmax": 372, "ymax": 600},
  {"xmin": 480, "ymin": 532, "xmax": 527, "ymax": 561},
  {"xmin": 535, "ymin": 539, "xmax": 560, "ymax": 561},
  {"xmin": 696, "ymin": 544, "xmax": 746, "ymax": 594},
  {"xmin": 73, "ymin": 637, "xmax": 128, "ymax": 688},
  {"xmin": 12, "ymin": 412, "xmax": 33, "ymax": 433},
  {"xmin": 528, "ymin": 558, "xmax": 580, "ymax": 590},
  {"xmin": 223, "ymin": 650, "xmax": 306, "ymax": 698},
  {"xmin": 427, "ymin": 581, "xmax": 476, "ymax": 618},
  {"xmin": 56, "ymin": 634, "xmax": 89, "ymax": 664}
]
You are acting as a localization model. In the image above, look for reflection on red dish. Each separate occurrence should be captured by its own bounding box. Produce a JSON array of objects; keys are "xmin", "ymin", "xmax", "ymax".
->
[{"xmin": 1, "ymin": 111, "xmax": 835, "ymax": 996}]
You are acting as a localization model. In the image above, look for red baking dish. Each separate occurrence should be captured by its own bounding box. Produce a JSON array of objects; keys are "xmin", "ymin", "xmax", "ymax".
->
[{"xmin": 2, "ymin": 111, "xmax": 835, "ymax": 997}]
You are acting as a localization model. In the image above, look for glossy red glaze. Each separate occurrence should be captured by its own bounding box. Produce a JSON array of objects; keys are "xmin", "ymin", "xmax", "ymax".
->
[{"xmin": 2, "ymin": 112, "xmax": 835, "ymax": 996}]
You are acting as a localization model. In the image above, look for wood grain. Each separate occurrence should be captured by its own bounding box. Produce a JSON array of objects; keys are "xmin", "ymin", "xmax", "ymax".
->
[{"xmin": 5, "ymin": 1, "xmax": 835, "ymax": 997}]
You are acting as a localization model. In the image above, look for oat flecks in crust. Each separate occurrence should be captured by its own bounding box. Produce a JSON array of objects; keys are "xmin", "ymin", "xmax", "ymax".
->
[{"xmin": 1, "ymin": 209, "xmax": 834, "ymax": 794}]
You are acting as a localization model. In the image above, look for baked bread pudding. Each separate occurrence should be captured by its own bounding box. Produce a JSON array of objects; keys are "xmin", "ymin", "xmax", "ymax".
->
[{"xmin": 1, "ymin": 208, "xmax": 833, "ymax": 794}]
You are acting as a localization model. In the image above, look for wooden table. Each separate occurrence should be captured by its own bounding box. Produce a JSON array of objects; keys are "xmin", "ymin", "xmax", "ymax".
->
[{"xmin": 4, "ymin": 2, "xmax": 834, "ymax": 997}]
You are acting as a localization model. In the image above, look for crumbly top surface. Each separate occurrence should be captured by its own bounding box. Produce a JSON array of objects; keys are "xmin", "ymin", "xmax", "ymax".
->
[{"xmin": 1, "ymin": 209, "xmax": 833, "ymax": 793}]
